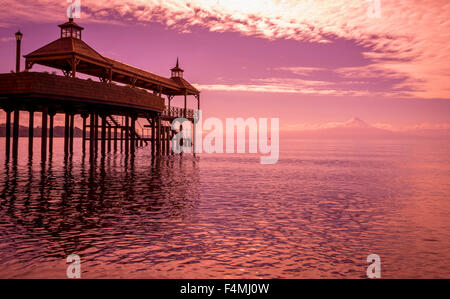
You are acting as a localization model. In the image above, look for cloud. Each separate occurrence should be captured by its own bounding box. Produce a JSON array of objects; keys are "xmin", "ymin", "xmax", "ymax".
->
[
  {"xmin": 0, "ymin": 37, "xmax": 14, "ymax": 42},
  {"xmin": 197, "ymin": 74, "xmax": 403, "ymax": 97},
  {"xmin": 1, "ymin": 0, "xmax": 449, "ymax": 99}
]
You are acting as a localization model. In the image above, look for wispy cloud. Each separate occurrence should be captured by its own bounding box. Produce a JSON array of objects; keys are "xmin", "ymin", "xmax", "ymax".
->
[
  {"xmin": 0, "ymin": 37, "xmax": 14, "ymax": 42},
  {"xmin": 1, "ymin": 0, "xmax": 449, "ymax": 99}
]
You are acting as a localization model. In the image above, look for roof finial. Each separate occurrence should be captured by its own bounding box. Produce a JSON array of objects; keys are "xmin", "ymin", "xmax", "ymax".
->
[{"xmin": 176, "ymin": 57, "xmax": 179, "ymax": 68}]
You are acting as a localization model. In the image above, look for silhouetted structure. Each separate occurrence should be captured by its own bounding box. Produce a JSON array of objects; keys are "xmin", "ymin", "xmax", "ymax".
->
[{"xmin": 0, "ymin": 18, "xmax": 200, "ymax": 161}]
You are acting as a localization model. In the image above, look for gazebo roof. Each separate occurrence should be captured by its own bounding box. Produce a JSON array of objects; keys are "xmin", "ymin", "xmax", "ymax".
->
[
  {"xmin": 58, "ymin": 18, "xmax": 84, "ymax": 30},
  {"xmin": 25, "ymin": 37, "xmax": 110, "ymax": 66},
  {"xmin": 24, "ymin": 19, "xmax": 199, "ymax": 96}
]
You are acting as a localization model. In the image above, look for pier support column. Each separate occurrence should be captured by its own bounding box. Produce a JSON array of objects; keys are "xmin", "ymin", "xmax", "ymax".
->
[
  {"xmin": 130, "ymin": 116, "xmax": 136, "ymax": 155},
  {"xmin": 124, "ymin": 116, "xmax": 129, "ymax": 154},
  {"xmin": 94, "ymin": 113, "xmax": 99, "ymax": 154},
  {"xmin": 89, "ymin": 112, "xmax": 95, "ymax": 157},
  {"xmin": 108, "ymin": 125, "xmax": 112, "ymax": 153},
  {"xmin": 114, "ymin": 127, "xmax": 117, "ymax": 152},
  {"xmin": 41, "ymin": 108, "xmax": 48, "ymax": 162},
  {"xmin": 28, "ymin": 111, "xmax": 34, "ymax": 156},
  {"xmin": 101, "ymin": 115, "xmax": 106, "ymax": 155},
  {"xmin": 64, "ymin": 113, "xmax": 69, "ymax": 154},
  {"xmin": 12, "ymin": 109, "xmax": 20, "ymax": 159},
  {"xmin": 69, "ymin": 113, "xmax": 74, "ymax": 154},
  {"xmin": 151, "ymin": 116, "xmax": 155, "ymax": 156},
  {"xmin": 156, "ymin": 116, "xmax": 161, "ymax": 156},
  {"xmin": 161, "ymin": 125, "xmax": 165, "ymax": 155},
  {"xmin": 49, "ymin": 112, "xmax": 55, "ymax": 154},
  {"xmin": 81, "ymin": 113, "xmax": 88, "ymax": 153},
  {"xmin": 5, "ymin": 110, "xmax": 11, "ymax": 157},
  {"xmin": 120, "ymin": 124, "xmax": 124, "ymax": 152},
  {"xmin": 166, "ymin": 126, "xmax": 170, "ymax": 154}
]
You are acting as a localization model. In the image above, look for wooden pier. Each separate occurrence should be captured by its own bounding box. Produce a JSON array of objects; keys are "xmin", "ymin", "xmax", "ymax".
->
[{"xmin": 0, "ymin": 18, "xmax": 200, "ymax": 160}]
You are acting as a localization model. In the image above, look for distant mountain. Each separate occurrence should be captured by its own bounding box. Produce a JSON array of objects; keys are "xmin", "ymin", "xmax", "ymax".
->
[
  {"xmin": 337, "ymin": 117, "xmax": 371, "ymax": 129},
  {"xmin": 0, "ymin": 124, "xmax": 83, "ymax": 137},
  {"xmin": 283, "ymin": 117, "xmax": 395, "ymax": 139},
  {"xmin": 281, "ymin": 117, "xmax": 450, "ymax": 139}
]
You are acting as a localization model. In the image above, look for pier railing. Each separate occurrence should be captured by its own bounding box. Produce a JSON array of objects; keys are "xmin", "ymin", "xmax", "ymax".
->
[{"xmin": 162, "ymin": 107, "xmax": 195, "ymax": 119}]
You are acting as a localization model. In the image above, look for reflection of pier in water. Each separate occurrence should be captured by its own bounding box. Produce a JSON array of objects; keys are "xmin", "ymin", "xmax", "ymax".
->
[
  {"xmin": 0, "ymin": 151, "xmax": 200, "ymax": 270},
  {"xmin": 0, "ymin": 18, "xmax": 200, "ymax": 161}
]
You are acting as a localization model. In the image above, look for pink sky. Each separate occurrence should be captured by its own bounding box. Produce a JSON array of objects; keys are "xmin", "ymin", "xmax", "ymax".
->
[{"xmin": 0, "ymin": 0, "xmax": 449, "ymax": 131}]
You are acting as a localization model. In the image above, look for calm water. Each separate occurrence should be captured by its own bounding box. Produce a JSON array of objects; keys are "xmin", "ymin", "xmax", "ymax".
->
[{"xmin": 0, "ymin": 137, "xmax": 449, "ymax": 278}]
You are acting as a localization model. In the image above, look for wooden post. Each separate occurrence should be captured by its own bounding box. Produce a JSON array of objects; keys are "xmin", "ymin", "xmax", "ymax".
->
[
  {"xmin": 101, "ymin": 115, "xmax": 106, "ymax": 155},
  {"xmin": 125, "ymin": 116, "xmax": 129, "ymax": 154},
  {"xmin": 161, "ymin": 125, "xmax": 166, "ymax": 155},
  {"xmin": 64, "ymin": 113, "xmax": 69, "ymax": 154},
  {"xmin": 157, "ymin": 116, "xmax": 161, "ymax": 155},
  {"xmin": 41, "ymin": 108, "xmax": 48, "ymax": 162},
  {"xmin": 130, "ymin": 116, "xmax": 135, "ymax": 155},
  {"xmin": 81, "ymin": 113, "xmax": 87, "ymax": 153},
  {"xmin": 72, "ymin": 55, "xmax": 76, "ymax": 78},
  {"xmin": 69, "ymin": 114, "xmax": 74, "ymax": 154},
  {"xmin": 166, "ymin": 126, "xmax": 170, "ymax": 154},
  {"xmin": 94, "ymin": 113, "xmax": 98, "ymax": 155},
  {"xmin": 168, "ymin": 96, "xmax": 172, "ymax": 116},
  {"xmin": 49, "ymin": 112, "xmax": 55, "ymax": 154},
  {"xmin": 114, "ymin": 127, "xmax": 117, "ymax": 152},
  {"xmin": 28, "ymin": 111, "xmax": 34, "ymax": 155},
  {"xmin": 184, "ymin": 92, "xmax": 187, "ymax": 118},
  {"xmin": 5, "ymin": 110, "xmax": 11, "ymax": 157},
  {"xmin": 89, "ymin": 112, "xmax": 95, "ymax": 157},
  {"xmin": 12, "ymin": 110, "xmax": 20, "ymax": 159},
  {"xmin": 108, "ymin": 124, "xmax": 112, "ymax": 152},
  {"xmin": 16, "ymin": 34, "xmax": 21, "ymax": 73},
  {"xmin": 151, "ymin": 116, "xmax": 155, "ymax": 156},
  {"xmin": 120, "ymin": 124, "xmax": 123, "ymax": 152}
]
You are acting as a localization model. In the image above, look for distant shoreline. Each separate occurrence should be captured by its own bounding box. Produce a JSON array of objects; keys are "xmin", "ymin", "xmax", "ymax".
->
[{"xmin": 0, "ymin": 124, "xmax": 83, "ymax": 138}]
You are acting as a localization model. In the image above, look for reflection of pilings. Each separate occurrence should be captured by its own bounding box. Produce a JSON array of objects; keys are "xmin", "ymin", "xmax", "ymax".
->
[
  {"xmin": 12, "ymin": 110, "xmax": 19, "ymax": 159},
  {"xmin": 41, "ymin": 108, "xmax": 48, "ymax": 162},
  {"xmin": 28, "ymin": 111, "xmax": 34, "ymax": 156},
  {"xmin": 5, "ymin": 110, "xmax": 11, "ymax": 157}
]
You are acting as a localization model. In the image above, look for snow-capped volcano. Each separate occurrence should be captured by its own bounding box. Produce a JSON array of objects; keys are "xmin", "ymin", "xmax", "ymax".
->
[{"xmin": 340, "ymin": 117, "xmax": 371, "ymax": 129}]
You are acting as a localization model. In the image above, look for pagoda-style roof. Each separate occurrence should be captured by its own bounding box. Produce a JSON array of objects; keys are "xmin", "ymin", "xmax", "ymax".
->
[
  {"xmin": 25, "ymin": 37, "xmax": 110, "ymax": 67},
  {"xmin": 23, "ymin": 19, "xmax": 199, "ymax": 97},
  {"xmin": 170, "ymin": 77, "xmax": 199, "ymax": 95}
]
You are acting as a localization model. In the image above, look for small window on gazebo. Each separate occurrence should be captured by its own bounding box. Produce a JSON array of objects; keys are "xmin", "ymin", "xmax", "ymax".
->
[
  {"xmin": 59, "ymin": 18, "xmax": 83, "ymax": 39},
  {"xmin": 171, "ymin": 59, "xmax": 184, "ymax": 78}
]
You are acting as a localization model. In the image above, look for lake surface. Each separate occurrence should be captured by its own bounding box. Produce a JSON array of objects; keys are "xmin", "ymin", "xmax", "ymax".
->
[{"xmin": 0, "ymin": 137, "xmax": 449, "ymax": 278}]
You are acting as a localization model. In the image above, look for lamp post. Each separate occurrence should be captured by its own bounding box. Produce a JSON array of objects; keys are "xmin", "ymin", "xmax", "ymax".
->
[{"xmin": 15, "ymin": 30, "xmax": 22, "ymax": 73}]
